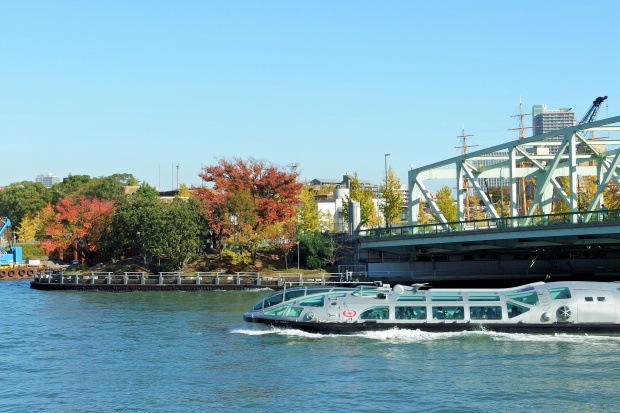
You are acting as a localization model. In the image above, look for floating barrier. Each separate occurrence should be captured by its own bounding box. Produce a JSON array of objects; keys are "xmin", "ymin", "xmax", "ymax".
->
[{"xmin": 0, "ymin": 266, "xmax": 45, "ymax": 280}]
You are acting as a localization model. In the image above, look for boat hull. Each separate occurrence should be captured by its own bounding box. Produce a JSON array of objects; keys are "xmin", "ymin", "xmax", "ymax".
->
[{"xmin": 243, "ymin": 315, "xmax": 620, "ymax": 335}]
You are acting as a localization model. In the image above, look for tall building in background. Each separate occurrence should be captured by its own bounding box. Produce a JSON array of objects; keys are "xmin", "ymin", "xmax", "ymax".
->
[
  {"xmin": 532, "ymin": 104, "xmax": 577, "ymax": 154},
  {"xmin": 35, "ymin": 173, "xmax": 61, "ymax": 188},
  {"xmin": 532, "ymin": 104, "xmax": 577, "ymax": 136}
]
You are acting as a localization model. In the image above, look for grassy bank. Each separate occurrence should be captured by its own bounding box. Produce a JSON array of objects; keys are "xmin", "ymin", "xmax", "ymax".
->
[{"xmin": 16, "ymin": 244, "xmax": 48, "ymax": 260}]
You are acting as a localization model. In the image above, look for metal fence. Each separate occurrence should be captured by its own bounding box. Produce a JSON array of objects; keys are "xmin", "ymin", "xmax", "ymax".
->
[
  {"xmin": 358, "ymin": 208, "xmax": 619, "ymax": 238},
  {"xmin": 32, "ymin": 271, "xmax": 351, "ymax": 287}
]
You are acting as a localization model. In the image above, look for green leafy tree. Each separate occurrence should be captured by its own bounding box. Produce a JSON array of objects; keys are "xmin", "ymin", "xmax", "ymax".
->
[
  {"xmin": 487, "ymin": 185, "xmax": 510, "ymax": 217},
  {"xmin": 319, "ymin": 210, "xmax": 335, "ymax": 232},
  {"xmin": 579, "ymin": 176, "xmax": 598, "ymax": 212},
  {"xmin": 135, "ymin": 182, "xmax": 160, "ymax": 198},
  {"xmin": 435, "ymin": 186, "xmax": 458, "ymax": 223},
  {"xmin": 82, "ymin": 174, "xmax": 138, "ymax": 200},
  {"xmin": 154, "ymin": 198, "xmax": 205, "ymax": 270},
  {"xmin": 51, "ymin": 175, "xmax": 92, "ymax": 202},
  {"xmin": 225, "ymin": 189, "xmax": 259, "ymax": 255},
  {"xmin": 552, "ymin": 176, "xmax": 620, "ymax": 213},
  {"xmin": 604, "ymin": 180, "xmax": 620, "ymax": 210},
  {"xmin": 417, "ymin": 200, "xmax": 431, "ymax": 225},
  {"xmin": 297, "ymin": 185, "xmax": 320, "ymax": 233},
  {"xmin": 106, "ymin": 194, "xmax": 162, "ymax": 262},
  {"xmin": 107, "ymin": 195, "xmax": 207, "ymax": 270},
  {"xmin": 178, "ymin": 184, "xmax": 191, "ymax": 197},
  {"xmin": 0, "ymin": 181, "xmax": 52, "ymax": 227},
  {"xmin": 298, "ymin": 231, "xmax": 335, "ymax": 269},
  {"xmin": 380, "ymin": 167, "xmax": 404, "ymax": 227},
  {"xmin": 341, "ymin": 172, "xmax": 378, "ymax": 228},
  {"xmin": 468, "ymin": 192, "xmax": 486, "ymax": 220},
  {"xmin": 16, "ymin": 213, "xmax": 42, "ymax": 243},
  {"xmin": 552, "ymin": 176, "xmax": 570, "ymax": 213},
  {"xmin": 53, "ymin": 173, "xmax": 138, "ymax": 202}
]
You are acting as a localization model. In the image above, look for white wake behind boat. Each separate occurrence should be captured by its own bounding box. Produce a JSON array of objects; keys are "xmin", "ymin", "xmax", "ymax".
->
[{"xmin": 243, "ymin": 281, "xmax": 620, "ymax": 334}]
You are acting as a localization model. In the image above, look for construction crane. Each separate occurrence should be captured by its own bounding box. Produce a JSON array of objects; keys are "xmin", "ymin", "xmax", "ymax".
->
[
  {"xmin": 579, "ymin": 96, "xmax": 607, "ymax": 124},
  {"xmin": 0, "ymin": 216, "xmax": 45, "ymax": 278}
]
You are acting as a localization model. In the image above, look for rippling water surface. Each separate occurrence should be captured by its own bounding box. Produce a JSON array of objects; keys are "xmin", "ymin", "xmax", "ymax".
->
[{"xmin": 2, "ymin": 280, "xmax": 620, "ymax": 413}]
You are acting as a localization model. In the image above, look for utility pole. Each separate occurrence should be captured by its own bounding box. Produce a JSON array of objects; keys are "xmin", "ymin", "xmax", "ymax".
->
[
  {"xmin": 456, "ymin": 127, "xmax": 476, "ymax": 220},
  {"xmin": 176, "ymin": 163, "xmax": 180, "ymax": 191}
]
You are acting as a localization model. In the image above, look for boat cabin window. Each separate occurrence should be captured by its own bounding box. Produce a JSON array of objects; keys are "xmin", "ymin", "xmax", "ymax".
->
[
  {"xmin": 507, "ymin": 302, "xmax": 530, "ymax": 318},
  {"xmin": 264, "ymin": 305, "xmax": 304, "ymax": 318},
  {"xmin": 329, "ymin": 293, "xmax": 347, "ymax": 298},
  {"xmin": 470, "ymin": 306, "xmax": 502, "ymax": 320},
  {"xmin": 359, "ymin": 306, "xmax": 390, "ymax": 320},
  {"xmin": 284, "ymin": 289, "xmax": 308, "ymax": 301},
  {"xmin": 264, "ymin": 305, "xmax": 288, "ymax": 316},
  {"xmin": 263, "ymin": 292, "xmax": 284, "ymax": 308},
  {"xmin": 598, "ymin": 297, "xmax": 606, "ymax": 302},
  {"xmin": 286, "ymin": 307, "xmax": 304, "ymax": 317},
  {"xmin": 299, "ymin": 295, "xmax": 325, "ymax": 307},
  {"xmin": 430, "ymin": 292, "xmax": 463, "ymax": 302},
  {"xmin": 585, "ymin": 297, "xmax": 593, "ymax": 302},
  {"xmin": 503, "ymin": 291, "xmax": 539, "ymax": 306},
  {"xmin": 549, "ymin": 287, "xmax": 571, "ymax": 300},
  {"xmin": 395, "ymin": 306, "xmax": 427, "ymax": 320},
  {"xmin": 432, "ymin": 306, "xmax": 464, "ymax": 320},
  {"xmin": 467, "ymin": 293, "xmax": 500, "ymax": 301}
]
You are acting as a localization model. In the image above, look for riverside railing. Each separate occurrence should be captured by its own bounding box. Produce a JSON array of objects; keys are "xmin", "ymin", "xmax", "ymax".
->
[
  {"xmin": 32, "ymin": 271, "xmax": 349, "ymax": 287},
  {"xmin": 358, "ymin": 208, "xmax": 619, "ymax": 238}
]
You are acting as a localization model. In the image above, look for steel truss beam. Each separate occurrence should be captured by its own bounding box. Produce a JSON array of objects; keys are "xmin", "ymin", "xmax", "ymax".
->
[{"xmin": 408, "ymin": 115, "xmax": 620, "ymax": 228}]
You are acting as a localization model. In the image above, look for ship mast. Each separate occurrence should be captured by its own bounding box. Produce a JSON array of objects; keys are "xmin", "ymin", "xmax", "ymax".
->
[
  {"xmin": 509, "ymin": 98, "xmax": 536, "ymax": 215},
  {"xmin": 456, "ymin": 127, "xmax": 477, "ymax": 220}
]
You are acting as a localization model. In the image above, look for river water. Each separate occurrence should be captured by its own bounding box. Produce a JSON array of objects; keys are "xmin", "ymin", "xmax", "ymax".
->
[{"xmin": 2, "ymin": 280, "xmax": 620, "ymax": 413}]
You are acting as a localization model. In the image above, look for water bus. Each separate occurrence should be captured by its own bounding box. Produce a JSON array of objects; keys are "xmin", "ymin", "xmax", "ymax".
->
[{"xmin": 243, "ymin": 281, "xmax": 620, "ymax": 334}]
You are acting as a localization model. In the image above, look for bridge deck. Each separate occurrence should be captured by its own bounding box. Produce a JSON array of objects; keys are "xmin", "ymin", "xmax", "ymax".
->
[{"xmin": 359, "ymin": 209, "xmax": 620, "ymax": 256}]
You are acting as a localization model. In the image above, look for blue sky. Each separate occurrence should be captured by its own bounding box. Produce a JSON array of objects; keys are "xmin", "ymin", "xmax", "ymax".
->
[{"xmin": 2, "ymin": 1, "xmax": 618, "ymax": 190}]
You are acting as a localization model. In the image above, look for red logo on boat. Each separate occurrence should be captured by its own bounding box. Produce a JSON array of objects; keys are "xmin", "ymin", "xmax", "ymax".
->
[{"xmin": 342, "ymin": 310, "xmax": 357, "ymax": 318}]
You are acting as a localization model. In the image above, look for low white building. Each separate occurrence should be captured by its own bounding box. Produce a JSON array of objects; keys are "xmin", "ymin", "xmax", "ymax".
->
[
  {"xmin": 311, "ymin": 175, "xmax": 408, "ymax": 233},
  {"xmin": 316, "ymin": 186, "xmax": 401, "ymax": 233},
  {"xmin": 35, "ymin": 173, "xmax": 61, "ymax": 188}
]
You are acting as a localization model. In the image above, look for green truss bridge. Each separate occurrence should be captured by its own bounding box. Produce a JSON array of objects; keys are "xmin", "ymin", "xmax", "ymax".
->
[{"xmin": 356, "ymin": 115, "xmax": 620, "ymax": 286}]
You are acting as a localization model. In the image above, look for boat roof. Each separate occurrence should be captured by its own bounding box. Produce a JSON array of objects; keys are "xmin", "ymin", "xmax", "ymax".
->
[{"xmin": 281, "ymin": 280, "xmax": 620, "ymax": 295}]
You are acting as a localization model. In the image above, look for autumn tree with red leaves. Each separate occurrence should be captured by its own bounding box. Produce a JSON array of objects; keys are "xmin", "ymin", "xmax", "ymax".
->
[
  {"xmin": 197, "ymin": 157, "xmax": 302, "ymax": 265},
  {"xmin": 40, "ymin": 196, "xmax": 115, "ymax": 265}
]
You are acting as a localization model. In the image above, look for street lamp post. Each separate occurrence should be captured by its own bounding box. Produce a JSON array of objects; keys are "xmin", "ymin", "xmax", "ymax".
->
[{"xmin": 499, "ymin": 169, "xmax": 505, "ymax": 227}]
